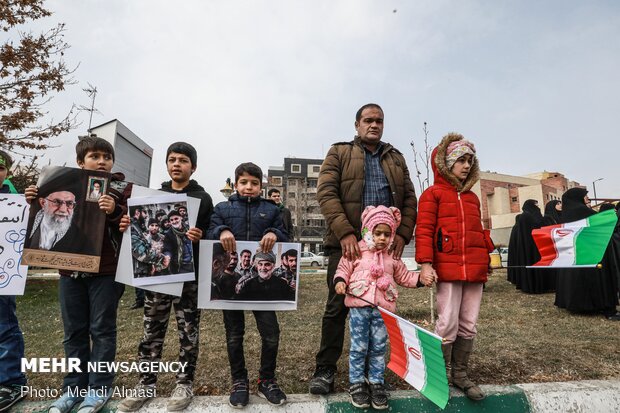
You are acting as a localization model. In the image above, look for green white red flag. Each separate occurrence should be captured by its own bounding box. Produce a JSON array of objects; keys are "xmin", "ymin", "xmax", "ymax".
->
[
  {"xmin": 531, "ymin": 209, "xmax": 618, "ymax": 268},
  {"xmin": 379, "ymin": 307, "xmax": 449, "ymax": 409}
]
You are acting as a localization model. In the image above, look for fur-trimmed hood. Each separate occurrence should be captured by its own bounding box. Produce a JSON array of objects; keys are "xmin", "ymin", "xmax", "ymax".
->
[{"xmin": 432, "ymin": 133, "xmax": 480, "ymax": 192}]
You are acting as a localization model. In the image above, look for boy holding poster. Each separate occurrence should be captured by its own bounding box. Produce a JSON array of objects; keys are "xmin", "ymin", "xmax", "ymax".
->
[
  {"xmin": 0, "ymin": 150, "xmax": 27, "ymax": 413},
  {"xmin": 207, "ymin": 162, "xmax": 289, "ymax": 408},
  {"xmin": 119, "ymin": 142, "xmax": 213, "ymax": 413},
  {"xmin": 25, "ymin": 137, "xmax": 130, "ymax": 413}
]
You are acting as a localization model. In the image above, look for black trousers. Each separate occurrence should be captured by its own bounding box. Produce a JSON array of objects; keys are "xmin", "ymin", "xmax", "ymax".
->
[
  {"xmin": 314, "ymin": 249, "xmax": 349, "ymax": 371},
  {"xmin": 223, "ymin": 310, "xmax": 280, "ymax": 381}
]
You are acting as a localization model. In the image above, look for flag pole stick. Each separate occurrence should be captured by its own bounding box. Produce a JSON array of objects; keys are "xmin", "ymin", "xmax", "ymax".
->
[{"xmin": 430, "ymin": 287, "xmax": 435, "ymax": 323}]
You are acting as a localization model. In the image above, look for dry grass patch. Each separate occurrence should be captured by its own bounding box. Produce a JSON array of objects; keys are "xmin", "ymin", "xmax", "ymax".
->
[{"xmin": 17, "ymin": 270, "xmax": 620, "ymax": 399}]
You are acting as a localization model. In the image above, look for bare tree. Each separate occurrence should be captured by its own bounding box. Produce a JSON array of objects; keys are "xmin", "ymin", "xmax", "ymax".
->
[
  {"xmin": 0, "ymin": 0, "xmax": 78, "ymax": 156},
  {"xmin": 410, "ymin": 122, "xmax": 432, "ymax": 195},
  {"xmin": 411, "ymin": 122, "xmax": 436, "ymax": 322},
  {"xmin": 9, "ymin": 156, "xmax": 41, "ymax": 193}
]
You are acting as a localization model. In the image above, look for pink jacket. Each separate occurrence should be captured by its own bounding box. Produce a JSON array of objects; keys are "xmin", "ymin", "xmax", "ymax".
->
[{"xmin": 334, "ymin": 243, "xmax": 420, "ymax": 312}]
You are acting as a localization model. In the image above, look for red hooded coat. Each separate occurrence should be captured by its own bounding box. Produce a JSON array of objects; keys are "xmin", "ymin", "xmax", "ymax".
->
[{"xmin": 415, "ymin": 133, "xmax": 491, "ymax": 283}]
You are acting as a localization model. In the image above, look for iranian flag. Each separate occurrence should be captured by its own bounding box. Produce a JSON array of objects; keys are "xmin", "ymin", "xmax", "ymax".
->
[
  {"xmin": 531, "ymin": 209, "xmax": 618, "ymax": 268},
  {"xmin": 379, "ymin": 307, "xmax": 449, "ymax": 409}
]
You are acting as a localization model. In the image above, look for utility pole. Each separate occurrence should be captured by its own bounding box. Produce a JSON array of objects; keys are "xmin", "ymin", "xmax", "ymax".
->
[
  {"xmin": 79, "ymin": 83, "xmax": 99, "ymax": 133},
  {"xmin": 592, "ymin": 178, "xmax": 603, "ymax": 206}
]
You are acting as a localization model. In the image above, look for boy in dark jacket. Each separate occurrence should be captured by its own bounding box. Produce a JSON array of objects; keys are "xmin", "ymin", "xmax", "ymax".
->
[
  {"xmin": 25, "ymin": 137, "xmax": 131, "ymax": 413},
  {"xmin": 119, "ymin": 142, "xmax": 213, "ymax": 413},
  {"xmin": 0, "ymin": 150, "xmax": 27, "ymax": 413},
  {"xmin": 207, "ymin": 162, "xmax": 288, "ymax": 408}
]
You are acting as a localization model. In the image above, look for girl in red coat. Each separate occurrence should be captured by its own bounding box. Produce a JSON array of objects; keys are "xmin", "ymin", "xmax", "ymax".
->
[{"xmin": 415, "ymin": 133, "xmax": 492, "ymax": 400}]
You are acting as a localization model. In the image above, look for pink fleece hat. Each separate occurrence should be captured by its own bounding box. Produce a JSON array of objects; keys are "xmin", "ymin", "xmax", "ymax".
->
[
  {"xmin": 361, "ymin": 205, "xmax": 402, "ymax": 250},
  {"xmin": 445, "ymin": 139, "xmax": 476, "ymax": 170}
]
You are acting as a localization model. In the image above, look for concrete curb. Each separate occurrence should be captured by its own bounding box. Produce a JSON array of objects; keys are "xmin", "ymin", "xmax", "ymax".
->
[
  {"xmin": 517, "ymin": 380, "xmax": 620, "ymax": 413},
  {"xmin": 11, "ymin": 380, "xmax": 620, "ymax": 413}
]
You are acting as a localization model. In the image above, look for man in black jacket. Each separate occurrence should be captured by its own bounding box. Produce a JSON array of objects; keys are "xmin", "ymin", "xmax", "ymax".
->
[
  {"xmin": 237, "ymin": 251, "xmax": 294, "ymax": 301},
  {"xmin": 268, "ymin": 188, "xmax": 293, "ymax": 241}
]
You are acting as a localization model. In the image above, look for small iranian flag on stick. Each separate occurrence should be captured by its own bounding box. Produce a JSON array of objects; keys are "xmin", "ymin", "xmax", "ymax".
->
[
  {"xmin": 379, "ymin": 307, "xmax": 449, "ymax": 409},
  {"xmin": 531, "ymin": 209, "xmax": 618, "ymax": 268}
]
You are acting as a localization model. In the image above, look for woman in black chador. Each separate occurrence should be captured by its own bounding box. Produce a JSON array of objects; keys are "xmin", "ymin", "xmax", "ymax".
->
[
  {"xmin": 509, "ymin": 199, "xmax": 555, "ymax": 293},
  {"xmin": 554, "ymin": 188, "xmax": 619, "ymax": 320},
  {"xmin": 506, "ymin": 215, "xmax": 520, "ymax": 285},
  {"xmin": 542, "ymin": 200, "xmax": 562, "ymax": 226}
]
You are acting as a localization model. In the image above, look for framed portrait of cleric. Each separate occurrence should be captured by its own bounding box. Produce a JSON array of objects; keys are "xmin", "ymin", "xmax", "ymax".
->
[
  {"xmin": 22, "ymin": 166, "xmax": 110, "ymax": 272},
  {"xmin": 198, "ymin": 240, "xmax": 300, "ymax": 311},
  {"xmin": 127, "ymin": 193, "xmax": 195, "ymax": 286},
  {"xmin": 86, "ymin": 176, "xmax": 107, "ymax": 202}
]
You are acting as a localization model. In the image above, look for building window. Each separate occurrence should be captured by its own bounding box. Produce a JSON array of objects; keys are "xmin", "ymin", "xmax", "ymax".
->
[
  {"xmin": 288, "ymin": 192, "xmax": 296, "ymax": 199},
  {"xmin": 312, "ymin": 165, "xmax": 321, "ymax": 173},
  {"xmin": 511, "ymin": 197, "xmax": 518, "ymax": 202},
  {"xmin": 291, "ymin": 164, "xmax": 301, "ymax": 173},
  {"xmin": 272, "ymin": 176, "xmax": 282, "ymax": 185},
  {"xmin": 307, "ymin": 179, "xmax": 318, "ymax": 188}
]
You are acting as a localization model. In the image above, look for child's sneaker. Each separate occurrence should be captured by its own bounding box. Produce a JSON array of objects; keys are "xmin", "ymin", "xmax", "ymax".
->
[
  {"xmin": 47, "ymin": 392, "xmax": 84, "ymax": 413},
  {"xmin": 0, "ymin": 384, "xmax": 25, "ymax": 412},
  {"xmin": 75, "ymin": 388, "xmax": 111, "ymax": 413},
  {"xmin": 257, "ymin": 379, "xmax": 286, "ymax": 406},
  {"xmin": 229, "ymin": 379, "xmax": 249, "ymax": 409},
  {"xmin": 349, "ymin": 382, "xmax": 370, "ymax": 409},
  {"xmin": 369, "ymin": 383, "xmax": 389, "ymax": 410},
  {"xmin": 117, "ymin": 384, "xmax": 156, "ymax": 412},
  {"xmin": 167, "ymin": 383, "xmax": 193, "ymax": 412}
]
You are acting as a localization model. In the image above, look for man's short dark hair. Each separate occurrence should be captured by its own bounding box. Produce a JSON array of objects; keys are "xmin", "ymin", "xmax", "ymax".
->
[
  {"xmin": 355, "ymin": 103, "xmax": 383, "ymax": 122},
  {"xmin": 168, "ymin": 209, "xmax": 182, "ymax": 219},
  {"xmin": 213, "ymin": 243, "xmax": 228, "ymax": 264},
  {"xmin": 76, "ymin": 136, "xmax": 115, "ymax": 162},
  {"xmin": 133, "ymin": 206, "xmax": 145, "ymax": 213},
  {"xmin": 235, "ymin": 162, "xmax": 263, "ymax": 184},
  {"xmin": 240, "ymin": 249, "xmax": 252, "ymax": 257},
  {"xmin": 148, "ymin": 218, "xmax": 159, "ymax": 226},
  {"xmin": 284, "ymin": 249, "xmax": 298, "ymax": 258},
  {"xmin": 166, "ymin": 142, "xmax": 197, "ymax": 168},
  {"xmin": 0, "ymin": 150, "xmax": 13, "ymax": 169},
  {"xmin": 268, "ymin": 188, "xmax": 281, "ymax": 197}
]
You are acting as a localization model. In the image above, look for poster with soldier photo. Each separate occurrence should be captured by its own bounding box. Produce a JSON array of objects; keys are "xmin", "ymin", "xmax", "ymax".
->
[
  {"xmin": 127, "ymin": 193, "xmax": 195, "ymax": 286},
  {"xmin": 198, "ymin": 240, "xmax": 300, "ymax": 311},
  {"xmin": 22, "ymin": 166, "xmax": 110, "ymax": 272}
]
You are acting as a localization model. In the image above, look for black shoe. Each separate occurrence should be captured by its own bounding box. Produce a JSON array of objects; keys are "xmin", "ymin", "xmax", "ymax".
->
[
  {"xmin": 229, "ymin": 379, "xmax": 249, "ymax": 409},
  {"xmin": 369, "ymin": 383, "xmax": 389, "ymax": 410},
  {"xmin": 0, "ymin": 384, "xmax": 25, "ymax": 412},
  {"xmin": 309, "ymin": 367, "xmax": 335, "ymax": 395},
  {"xmin": 258, "ymin": 379, "xmax": 287, "ymax": 406},
  {"xmin": 606, "ymin": 311, "xmax": 620, "ymax": 321},
  {"xmin": 130, "ymin": 301, "xmax": 144, "ymax": 310},
  {"xmin": 349, "ymin": 382, "xmax": 370, "ymax": 409}
]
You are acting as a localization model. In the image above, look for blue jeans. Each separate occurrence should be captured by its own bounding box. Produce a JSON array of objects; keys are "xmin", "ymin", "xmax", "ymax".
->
[
  {"xmin": 59, "ymin": 275, "xmax": 124, "ymax": 392},
  {"xmin": 0, "ymin": 295, "xmax": 26, "ymax": 386},
  {"xmin": 349, "ymin": 307, "xmax": 387, "ymax": 385}
]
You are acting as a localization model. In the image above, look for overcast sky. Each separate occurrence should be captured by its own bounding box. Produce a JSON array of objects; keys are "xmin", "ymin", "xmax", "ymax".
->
[{"xmin": 19, "ymin": 0, "xmax": 620, "ymax": 203}]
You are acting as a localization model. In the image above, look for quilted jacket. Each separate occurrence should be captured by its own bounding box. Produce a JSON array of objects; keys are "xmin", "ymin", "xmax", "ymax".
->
[
  {"xmin": 317, "ymin": 136, "xmax": 417, "ymax": 250},
  {"xmin": 415, "ymin": 133, "xmax": 492, "ymax": 283},
  {"xmin": 207, "ymin": 193, "xmax": 288, "ymax": 242},
  {"xmin": 334, "ymin": 243, "xmax": 420, "ymax": 312}
]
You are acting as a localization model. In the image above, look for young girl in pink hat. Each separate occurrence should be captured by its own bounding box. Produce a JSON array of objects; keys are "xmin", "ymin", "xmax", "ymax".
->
[{"xmin": 334, "ymin": 205, "xmax": 435, "ymax": 410}]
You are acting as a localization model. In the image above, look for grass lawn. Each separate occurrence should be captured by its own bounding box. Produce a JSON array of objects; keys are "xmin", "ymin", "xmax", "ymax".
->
[{"xmin": 16, "ymin": 269, "xmax": 620, "ymax": 399}]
